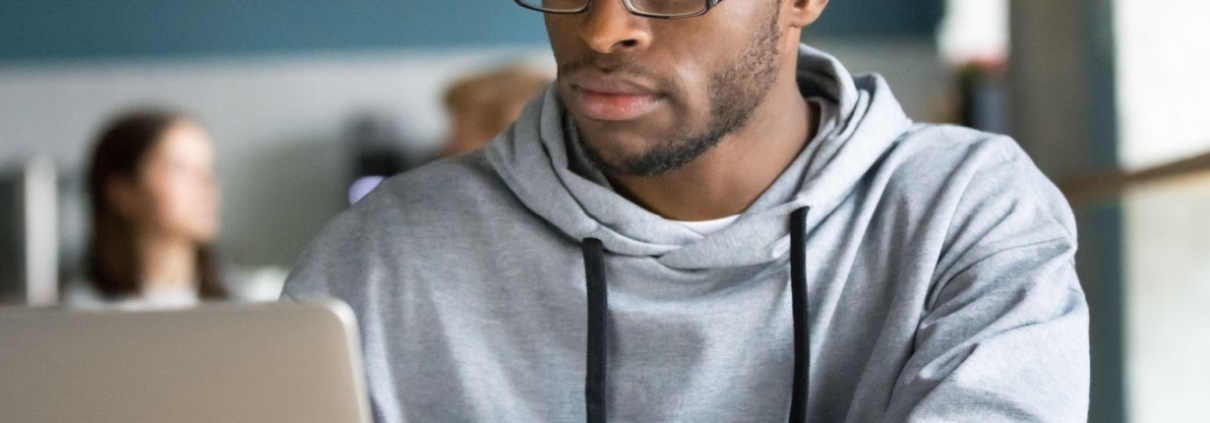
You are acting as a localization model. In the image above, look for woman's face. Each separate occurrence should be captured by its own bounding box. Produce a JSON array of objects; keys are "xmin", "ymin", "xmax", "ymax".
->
[{"xmin": 125, "ymin": 121, "xmax": 220, "ymax": 243}]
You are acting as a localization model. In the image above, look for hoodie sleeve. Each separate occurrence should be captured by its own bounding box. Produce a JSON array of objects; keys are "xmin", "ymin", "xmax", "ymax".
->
[
  {"xmin": 281, "ymin": 183, "xmax": 412, "ymax": 423},
  {"xmin": 280, "ymin": 207, "xmax": 365, "ymax": 304},
  {"xmin": 882, "ymin": 141, "xmax": 1090, "ymax": 422}
]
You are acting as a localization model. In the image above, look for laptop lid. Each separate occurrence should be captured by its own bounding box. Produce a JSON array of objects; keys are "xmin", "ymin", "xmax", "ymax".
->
[{"xmin": 0, "ymin": 300, "xmax": 370, "ymax": 423}]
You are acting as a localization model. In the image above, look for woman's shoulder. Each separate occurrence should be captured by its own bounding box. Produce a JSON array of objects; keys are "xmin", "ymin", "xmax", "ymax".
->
[{"xmin": 62, "ymin": 264, "xmax": 287, "ymax": 308}]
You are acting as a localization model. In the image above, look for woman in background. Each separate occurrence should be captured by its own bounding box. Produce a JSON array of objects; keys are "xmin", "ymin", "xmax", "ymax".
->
[{"xmin": 71, "ymin": 110, "xmax": 226, "ymax": 309}]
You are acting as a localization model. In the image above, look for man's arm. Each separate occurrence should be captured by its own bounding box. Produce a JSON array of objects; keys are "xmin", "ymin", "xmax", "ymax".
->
[
  {"xmin": 280, "ymin": 191, "xmax": 409, "ymax": 423},
  {"xmin": 885, "ymin": 239, "xmax": 1089, "ymax": 422},
  {"xmin": 884, "ymin": 143, "xmax": 1090, "ymax": 422}
]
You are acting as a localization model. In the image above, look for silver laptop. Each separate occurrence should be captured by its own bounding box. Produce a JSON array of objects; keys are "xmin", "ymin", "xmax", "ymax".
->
[{"xmin": 0, "ymin": 300, "xmax": 371, "ymax": 423}]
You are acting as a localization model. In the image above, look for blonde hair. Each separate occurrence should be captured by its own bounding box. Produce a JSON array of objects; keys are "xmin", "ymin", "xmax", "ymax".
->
[{"xmin": 441, "ymin": 65, "xmax": 551, "ymax": 157}]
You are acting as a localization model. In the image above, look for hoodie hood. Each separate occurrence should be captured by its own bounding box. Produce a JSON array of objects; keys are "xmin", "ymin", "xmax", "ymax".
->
[{"xmin": 485, "ymin": 45, "xmax": 913, "ymax": 270}]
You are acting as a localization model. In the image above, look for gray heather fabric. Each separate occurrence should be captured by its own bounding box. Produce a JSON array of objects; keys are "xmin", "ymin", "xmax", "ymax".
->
[{"xmin": 284, "ymin": 45, "xmax": 1089, "ymax": 422}]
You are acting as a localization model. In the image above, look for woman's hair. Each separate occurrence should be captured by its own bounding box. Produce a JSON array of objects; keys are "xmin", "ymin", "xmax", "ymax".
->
[{"xmin": 85, "ymin": 109, "xmax": 226, "ymax": 300}]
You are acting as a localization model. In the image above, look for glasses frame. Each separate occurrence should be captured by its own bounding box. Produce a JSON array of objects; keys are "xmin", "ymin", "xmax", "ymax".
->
[{"xmin": 514, "ymin": 0, "xmax": 727, "ymax": 19}]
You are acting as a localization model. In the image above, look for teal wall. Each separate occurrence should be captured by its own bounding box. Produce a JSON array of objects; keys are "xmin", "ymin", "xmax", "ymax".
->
[
  {"xmin": 808, "ymin": 0, "xmax": 944, "ymax": 38},
  {"xmin": 0, "ymin": 1, "xmax": 549, "ymax": 62},
  {"xmin": 0, "ymin": 0, "xmax": 943, "ymax": 63}
]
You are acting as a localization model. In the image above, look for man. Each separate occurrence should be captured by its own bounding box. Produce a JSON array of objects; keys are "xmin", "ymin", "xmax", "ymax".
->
[{"xmin": 284, "ymin": 0, "xmax": 1090, "ymax": 421}]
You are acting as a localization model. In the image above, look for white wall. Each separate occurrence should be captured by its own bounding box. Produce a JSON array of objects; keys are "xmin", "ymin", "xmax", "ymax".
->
[
  {"xmin": 1116, "ymin": 0, "xmax": 1210, "ymax": 170},
  {"xmin": 938, "ymin": 0, "xmax": 1009, "ymax": 65},
  {"xmin": 1115, "ymin": 2, "xmax": 1210, "ymax": 421},
  {"xmin": 1124, "ymin": 176, "xmax": 1210, "ymax": 423},
  {"xmin": 0, "ymin": 48, "xmax": 555, "ymax": 267}
]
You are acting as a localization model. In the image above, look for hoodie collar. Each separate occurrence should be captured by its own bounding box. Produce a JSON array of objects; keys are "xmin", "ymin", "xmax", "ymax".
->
[{"xmin": 485, "ymin": 45, "xmax": 912, "ymax": 270}]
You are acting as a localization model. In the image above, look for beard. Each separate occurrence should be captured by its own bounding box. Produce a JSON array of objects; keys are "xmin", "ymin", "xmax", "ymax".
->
[{"xmin": 578, "ymin": 6, "xmax": 783, "ymax": 177}]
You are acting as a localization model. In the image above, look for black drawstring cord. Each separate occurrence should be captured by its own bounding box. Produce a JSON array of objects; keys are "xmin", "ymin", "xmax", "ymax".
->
[
  {"xmin": 580, "ymin": 206, "xmax": 810, "ymax": 423},
  {"xmin": 583, "ymin": 238, "xmax": 608, "ymax": 423},
  {"xmin": 789, "ymin": 207, "xmax": 811, "ymax": 422}
]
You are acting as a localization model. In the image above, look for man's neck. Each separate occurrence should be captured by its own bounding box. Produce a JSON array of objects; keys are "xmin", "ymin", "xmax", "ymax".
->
[{"xmin": 608, "ymin": 79, "xmax": 816, "ymax": 221}]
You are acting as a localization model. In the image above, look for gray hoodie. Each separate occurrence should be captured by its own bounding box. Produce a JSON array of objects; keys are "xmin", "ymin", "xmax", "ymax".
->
[{"xmin": 284, "ymin": 45, "xmax": 1089, "ymax": 422}]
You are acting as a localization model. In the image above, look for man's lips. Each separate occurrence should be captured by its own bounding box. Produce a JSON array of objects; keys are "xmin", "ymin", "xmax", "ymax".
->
[
  {"xmin": 564, "ymin": 71, "xmax": 665, "ymax": 122},
  {"xmin": 574, "ymin": 87, "xmax": 662, "ymax": 122}
]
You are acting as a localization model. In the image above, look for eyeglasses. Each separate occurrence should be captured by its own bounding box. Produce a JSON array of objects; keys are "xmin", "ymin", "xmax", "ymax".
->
[{"xmin": 514, "ymin": 0, "xmax": 726, "ymax": 19}]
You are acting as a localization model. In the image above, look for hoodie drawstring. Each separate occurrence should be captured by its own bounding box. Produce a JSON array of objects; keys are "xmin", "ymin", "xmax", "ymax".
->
[
  {"xmin": 583, "ymin": 238, "xmax": 608, "ymax": 423},
  {"xmin": 580, "ymin": 206, "xmax": 811, "ymax": 423},
  {"xmin": 788, "ymin": 207, "xmax": 811, "ymax": 422}
]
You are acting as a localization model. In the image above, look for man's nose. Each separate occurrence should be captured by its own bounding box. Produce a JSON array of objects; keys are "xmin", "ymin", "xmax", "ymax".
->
[{"xmin": 578, "ymin": 0, "xmax": 653, "ymax": 54}]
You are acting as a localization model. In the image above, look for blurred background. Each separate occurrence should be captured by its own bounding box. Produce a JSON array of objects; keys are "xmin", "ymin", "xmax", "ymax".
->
[{"xmin": 0, "ymin": 0, "xmax": 1206, "ymax": 421}]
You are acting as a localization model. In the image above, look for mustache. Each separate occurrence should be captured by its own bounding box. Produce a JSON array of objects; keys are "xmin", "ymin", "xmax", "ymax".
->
[{"xmin": 558, "ymin": 53, "xmax": 667, "ymax": 86}]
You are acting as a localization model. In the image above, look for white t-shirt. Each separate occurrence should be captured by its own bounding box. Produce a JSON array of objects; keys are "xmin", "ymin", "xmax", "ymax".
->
[{"xmin": 670, "ymin": 215, "xmax": 741, "ymax": 236}]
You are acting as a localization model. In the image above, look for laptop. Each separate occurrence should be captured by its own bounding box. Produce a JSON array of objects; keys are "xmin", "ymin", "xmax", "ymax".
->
[{"xmin": 0, "ymin": 300, "xmax": 371, "ymax": 423}]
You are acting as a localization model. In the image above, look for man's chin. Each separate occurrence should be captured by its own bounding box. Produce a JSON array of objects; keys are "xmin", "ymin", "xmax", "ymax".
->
[
  {"xmin": 575, "ymin": 123, "xmax": 662, "ymax": 159},
  {"xmin": 572, "ymin": 115, "xmax": 720, "ymax": 177},
  {"xmin": 578, "ymin": 137, "xmax": 648, "ymax": 175}
]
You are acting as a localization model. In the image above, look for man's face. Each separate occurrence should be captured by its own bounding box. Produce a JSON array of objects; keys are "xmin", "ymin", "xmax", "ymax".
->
[{"xmin": 546, "ymin": 0, "xmax": 785, "ymax": 177}]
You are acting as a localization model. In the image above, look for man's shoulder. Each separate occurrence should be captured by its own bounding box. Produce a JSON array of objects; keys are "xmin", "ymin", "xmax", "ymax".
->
[
  {"xmin": 882, "ymin": 124, "xmax": 1051, "ymax": 193},
  {"xmin": 373, "ymin": 151, "xmax": 507, "ymax": 206},
  {"xmin": 892, "ymin": 124, "xmax": 1027, "ymax": 171},
  {"xmin": 884, "ymin": 123, "xmax": 1077, "ymax": 243},
  {"xmin": 301, "ymin": 151, "xmax": 519, "ymax": 256},
  {"xmin": 343, "ymin": 151, "xmax": 518, "ymax": 224},
  {"xmin": 282, "ymin": 150, "xmax": 522, "ymax": 300}
]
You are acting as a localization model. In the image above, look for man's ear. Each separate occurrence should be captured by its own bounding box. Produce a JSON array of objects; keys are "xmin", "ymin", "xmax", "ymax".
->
[{"xmin": 784, "ymin": 0, "xmax": 830, "ymax": 29}]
